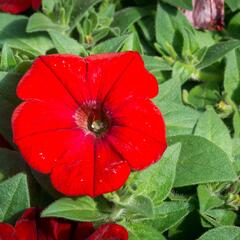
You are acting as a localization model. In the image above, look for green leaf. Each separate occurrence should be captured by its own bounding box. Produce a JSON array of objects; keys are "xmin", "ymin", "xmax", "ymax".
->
[
  {"xmin": 168, "ymin": 135, "xmax": 237, "ymax": 187},
  {"xmin": 128, "ymin": 144, "xmax": 181, "ymax": 205},
  {"xmin": 0, "ymin": 173, "xmax": 30, "ymax": 223},
  {"xmin": 197, "ymin": 40, "xmax": 240, "ymax": 69},
  {"xmin": 233, "ymin": 111, "xmax": 240, "ymax": 138},
  {"xmin": 0, "ymin": 149, "xmax": 26, "ymax": 182},
  {"xmin": 194, "ymin": 108, "xmax": 232, "ymax": 157},
  {"xmin": 225, "ymin": 0, "xmax": 240, "ymax": 11},
  {"xmin": 150, "ymin": 201, "xmax": 192, "ymax": 232},
  {"xmin": 27, "ymin": 13, "xmax": 66, "ymax": 33},
  {"xmin": 0, "ymin": 44, "xmax": 17, "ymax": 70},
  {"xmin": 0, "ymin": 13, "xmax": 53, "ymax": 56},
  {"xmin": 69, "ymin": 0, "xmax": 102, "ymax": 32},
  {"xmin": 161, "ymin": 0, "xmax": 192, "ymax": 10},
  {"xmin": 41, "ymin": 197, "xmax": 108, "ymax": 222},
  {"xmin": 49, "ymin": 31, "xmax": 85, "ymax": 55},
  {"xmin": 155, "ymin": 2, "xmax": 191, "ymax": 51},
  {"xmin": 111, "ymin": 7, "xmax": 151, "ymax": 33},
  {"xmin": 198, "ymin": 226, "xmax": 240, "ymax": 240},
  {"xmin": 91, "ymin": 35, "xmax": 128, "ymax": 54},
  {"xmin": 202, "ymin": 209, "xmax": 237, "ymax": 227},
  {"xmin": 197, "ymin": 185, "xmax": 224, "ymax": 213},
  {"xmin": 157, "ymin": 78, "xmax": 181, "ymax": 103},
  {"xmin": 125, "ymin": 222, "xmax": 165, "ymax": 240},
  {"xmin": 153, "ymin": 101, "xmax": 200, "ymax": 136},
  {"xmin": 120, "ymin": 195, "xmax": 154, "ymax": 219},
  {"xmin": 187, "ymin": 83, "xmax": 220, "ymax": 110},
  {"xmin": 224, "ymin": 50, "xmax": 240, "ymax": 100},
  {"xmin": 122, "ymin": 32, "xmax": 143, "ymax": 54},
  {"xmin": 143, "ymin": 56, "xmax": 171, "ymax": 72}
]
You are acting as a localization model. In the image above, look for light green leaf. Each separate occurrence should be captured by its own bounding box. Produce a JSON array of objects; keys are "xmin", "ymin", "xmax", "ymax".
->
[
  {"xmin": 194, "ymin": 108, "xmax": 232, "ymax": 157},
  {"xmin": 0, "ymin": 173, "xmax": 30, "ymax": 223},
  {"xmin": 126, "ymin": 222, "xmax": 165, "ymax": 240},
  {"xmin": 49, "ymin": 31, "xmax": 85, "ymax": 55},
  {"xmin": 198, "ymin": 226, "xmax": 240, "ymax": 240},
  {"xmin": 197, "ymin": 40, "xmax": 240, "ymax": 69},
  {"xmin": 122, "ymin": 32, "xmax": 143, "ymax": 54},
  {"xmin": 69, "ymin": 0, "xmax": 102, "ymax": 32},
  {"xmin": 143, "ymin": 56, "xmax": 171, "ymax": 72},
  {"xmin": 120, "ymin": 195, "xmax": 154, "ymax": 219},
  {"xmin": 150, "ymin": 201, "xmax": 192, "ymax": 232},
  {"xmin": 0, "ymin": 44, "xmax": 16, "ymax": 70},
  {"xmin": 111, "ymin": 7, "xmax": 151, "ymax": 33},
  {"xmin": 0, "ymin": 13, "xmax": 53, "ymax": 56},
  {"xmin": 155, "ymin": 2, "xmax": 191, "ymax": 50},
  {"xmin": 197, "ymin": 185, "xmax": 224, "ymax": 213},
  {"xmin": 27, "ymin": 13, "xmax": 66, "ymax": 33},
  {"xmin": 91, "ymin": 35, "xmax": 128, "ymax": 54},
  {"xmin": 128, "ymin": 144, "xmax": 181, "ymax": 205},
  {"xmin": 154, "ymin": 101, "xmax": 200, "ymax": 136},
  {"xmin": 168, "ymin": 135, "xmax": 237, "ymax": 187},
  {"xmin": 41, "ymin": 197, "xmax": 108, "ymax": 222},
  {"xmin": 224, "ymin": 50, "xmax": 240, "ymax": 99},
  {"xmin": 225, "ymin": 0, "xmax": 240, "ymax": 11}
]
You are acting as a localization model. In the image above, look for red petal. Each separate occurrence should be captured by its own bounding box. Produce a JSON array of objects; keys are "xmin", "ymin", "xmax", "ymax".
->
[
  {"xmin": 94, "ymin": 139, "xmax": 130, "ymax": 196},
  {"xmin": 73, "ymin": 222, "xmax": 95, "ymax": 240},
  {"xmin": 0, "ymin": 0, "xmax": 31, "ymax": 14},
  {"xmin": 0, "ymin": 223, "xmax": 16, "ymax": 240},
  {"xmin": 15, "ymin": 208, "xmax": 38, "ymax": 240},
  {"xmin": 31, "ymin": 0, "xmax": 41, "ymax": 10},
  {"xmin": 12, "ymin": 100, "xmax": 76, "ymax": 141},
  {"xmin": 112, "ymin": 98, "xmax": 166, "ymax": 141},
  {"xmin": 39, "ymin": 217, "xmax": 72, "ymax": 240},
  {"xmin": 89, "ymin": 224, "xmax": 128, "ymax": 240},
  {"xmin": 108, "ymin": 126, "xmax": 167, "ymax": 170},
  {"xmin": 51, "ymin": 136, "xmax": 130, "ymax": 197},
  {"xmin": 15, "ymin": 129, "xmax": 84, "ymax": 173},
  {"xmin": 50, "ymin": 134, "xmax": 95, "ymax": 196},
  {"xmin": 86, "ymin": 51, "xmax": 158, "ymax": 105},
  {"xmin": 38, "ymin": 55, "xmax": 89, "ymax": 104},
  {"xmin": 17, "ymin": 57, "xmax": 79, "ymax": 110}
]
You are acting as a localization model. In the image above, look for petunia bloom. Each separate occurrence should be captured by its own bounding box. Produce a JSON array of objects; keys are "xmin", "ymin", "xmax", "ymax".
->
[
  {"xmin": 0, "ymin": 208, "xmax": 128, "ymax": 240},
  {"xmin": 12, "ymin": 52, "xmax": 167, "ymax": 197},
  {"xmin": 0, "ymin": 0, "xmax": 41, "ymax": 14},
  {"xmin": 183, "ymin": 0, "xmax": 224, "ymax": 31}
]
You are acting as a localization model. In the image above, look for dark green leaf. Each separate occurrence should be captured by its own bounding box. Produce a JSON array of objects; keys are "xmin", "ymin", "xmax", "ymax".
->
[
  {"xmin": 197, "ymin": 40, "xmax": 240, "ymax": 69},
  {"xmin": 161, "ymin": 0, "xmax": 192, "ymax": 10},
  {"xmin": 0, "ymin": 173, "xmax": 30, "ymax": 223}
]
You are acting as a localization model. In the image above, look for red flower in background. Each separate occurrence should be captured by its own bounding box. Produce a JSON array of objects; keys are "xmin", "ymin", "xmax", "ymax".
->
[
  {"xmin": 0, "ymin": 208, "xmax": 128, "ymax": 240},
  {"xmin": 0, "ymin": 0, "xmax": 41, "ymax": 14},
  {"xmin": 183, "ymin": 0, "xmax": 224, "ymax": 31},
  {"xmin": 12, "ymin": 52, "xmax": 167, "ymax": 197}
]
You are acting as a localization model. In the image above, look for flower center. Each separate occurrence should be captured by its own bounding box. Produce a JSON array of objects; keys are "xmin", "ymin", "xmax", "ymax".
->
[
  {"xmin": 74, "ymin": 101, "xmax": 110, "ymax": 136},
  {"xmin": 87, "ymin": 112, "xmax": 109, "ymax": 135}
]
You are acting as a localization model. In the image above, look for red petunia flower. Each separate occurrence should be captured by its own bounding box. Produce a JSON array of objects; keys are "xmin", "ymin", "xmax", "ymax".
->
[
  {"xmin": 0, "ymin": 0, "xmax": 41, "ymax": 14},
  {"xmin": 12, "ymin": 52, "xmax": 167, "ymax": 197},
  {"xmin": 183, "ymin": 0, "xmax": 224, "ymax": 31},
  {"xmin": 0, "ymin": 208, "xmax": 128, "ymax": 240}
]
